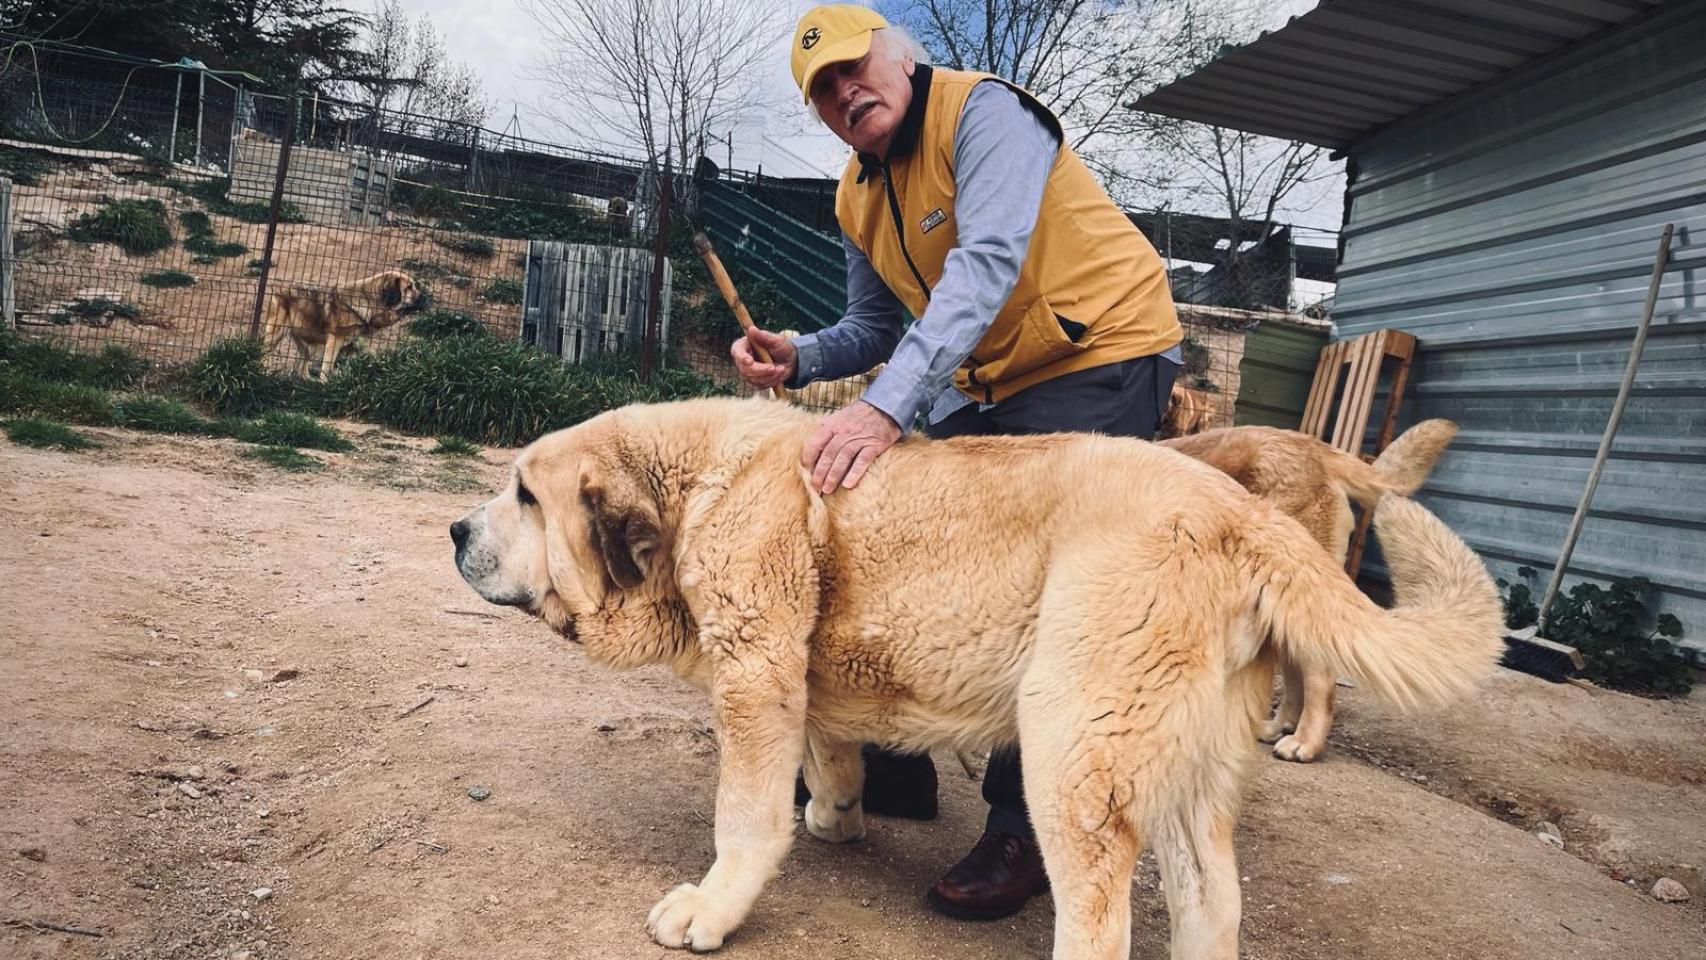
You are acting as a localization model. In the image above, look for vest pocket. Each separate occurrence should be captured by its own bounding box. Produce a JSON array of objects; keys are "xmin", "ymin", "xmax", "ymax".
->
[{"xmin": 961, "ymin": 295, "xmax": 1088, "ymax": 391}]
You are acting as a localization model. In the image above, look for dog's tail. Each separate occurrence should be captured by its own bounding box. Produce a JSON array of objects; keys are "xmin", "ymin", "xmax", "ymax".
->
[
  {"xmin": 1248, "ymin": 495, "xmax": 1503, "ymax": 711},
  {"xmin": 1319, "ymin": 419, "xmax": 1458, "ymax": 510}
]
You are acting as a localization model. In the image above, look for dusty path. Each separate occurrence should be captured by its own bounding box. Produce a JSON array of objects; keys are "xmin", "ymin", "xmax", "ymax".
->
[{"xmin": 3, "ymin": 428, "xmax": 1702, "ymax": 959}]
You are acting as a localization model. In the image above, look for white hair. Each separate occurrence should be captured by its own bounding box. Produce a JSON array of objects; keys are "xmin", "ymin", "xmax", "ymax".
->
[{"xmin": 805, "ymin": 26, "xmax": 930, "ymax": 124}]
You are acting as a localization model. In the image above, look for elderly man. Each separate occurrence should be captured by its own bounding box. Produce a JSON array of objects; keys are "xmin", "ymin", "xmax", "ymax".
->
[{"xmin": 731, "ymin": 4, "xmax": 1183, "ymax": 922}]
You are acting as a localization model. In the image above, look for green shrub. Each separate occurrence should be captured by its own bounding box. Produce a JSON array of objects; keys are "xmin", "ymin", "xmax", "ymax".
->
[
  {"xmin": 179, "ymin": 210, "xmax": 213, "ymax": 236},
  {"xmin": 184, "ymin": 234, "xmax": 248, "ymax": 259},
  {"xmin": 187, "ymin": 337, "xmax": 287, "ymax": 416},
  {"xmin": 1181, "ymin": 335, "xmax": 1212, "ymax": 376},
  {"xmin": 235, "ymin": 410, "xmax": 352, "ymax": 452},
  {"xmin": 141, "ymin": 269, "xmax": 197, "ymax": 288},
  {"xmin": 431, "ymin": 435, "xmax": 481, "ymax": 457},
  {"xmin": 408, "ymin": 308, "xmax": 488, "ymax": 340},
  {"xmin": 114, "ymin": 395, "xmax": 216, "ymax": 435},
  {"xmin": 67, "ymin": 198, "xmax": 174, "ymax": 255},
  {"xmin": 240, "ymin": 445, "xmax": 322, "ymax": 471},
  {"xmin": 392, "ymin": 181, "xmax": 461, "ymax": 219},
  {"xmin": 1500, "ymin": 566, "xmax": 1691, "ymax": 696},
  {"xmin": 436, "ymin": 234, "xmax": 496, "ymax": 259},
  {"xmin": 5, "ymin": 418, "xmax": 99, "ymax": 450},
  {"xmin": 0, "ymin": 373, "xmax": 116, "ymax": 424},
  {"xmin": 399, "ymin": 257, "xmax": 472, "ymax": 288},
  {"xmin": 480, "ymin": 277, "xmax": 523, "ymax": 305},
  {"xmin": 0, "ymin": 147, "xmax": 53, "ymax": 186},
  {"xmin": 46, "ymin": 297, "xmax": 142, "ymax": 327},
  {"xmin": 167, "ymin": 177, "xmax": 307, "ymax": 224},
  {"xmin": 321, "ymin": 336, "xmax": 725, "ymax": 446},
  {"xmin": 0, "ymin": 333, "xmax": 149, "ymax": 388}
]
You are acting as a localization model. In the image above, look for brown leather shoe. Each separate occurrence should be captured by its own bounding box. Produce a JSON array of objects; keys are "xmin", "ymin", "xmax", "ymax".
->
[{"xmin": 926, "ymin": 830, "xmax": 1049, "ymax": 921}]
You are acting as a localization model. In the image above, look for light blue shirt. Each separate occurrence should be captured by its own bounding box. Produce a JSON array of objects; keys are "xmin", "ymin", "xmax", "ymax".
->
[{"xmin": 787, "ymin": 81, "xmax": 1180, "ymax": 426}]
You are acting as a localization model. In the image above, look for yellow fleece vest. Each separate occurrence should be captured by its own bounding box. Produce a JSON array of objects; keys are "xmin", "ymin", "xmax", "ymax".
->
[{"xmin": 836, "ymin": 67, "xmax": 1181, "ymax": 403}]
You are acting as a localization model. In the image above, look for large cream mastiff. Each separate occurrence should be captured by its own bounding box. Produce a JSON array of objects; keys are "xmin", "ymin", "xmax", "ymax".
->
[{"xmin": 450, "ymin": 397, "xmax": 1503, "ymax": 960}]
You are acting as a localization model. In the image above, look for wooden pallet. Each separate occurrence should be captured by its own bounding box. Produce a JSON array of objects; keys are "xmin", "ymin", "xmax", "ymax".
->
[{"xmin": 1299, "ymin": 328, "xmax": 1418, "ymax": 574}]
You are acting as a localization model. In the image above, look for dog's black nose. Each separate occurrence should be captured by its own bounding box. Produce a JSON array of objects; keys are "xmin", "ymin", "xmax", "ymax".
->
[{"xmin": 450, "ymin": 519, "xmax": 470, "ymax": 551}]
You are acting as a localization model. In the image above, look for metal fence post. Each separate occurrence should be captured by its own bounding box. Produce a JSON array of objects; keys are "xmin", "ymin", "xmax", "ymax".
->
[
  {"xmin": 249, "ymin": 94, "xmax": 300, "ymax": 337},
  {"xmin": 1, "ymin": 177, "xmax": 14, "ymax": 330},
  {"xmin": 641, "ymin": 158, "xmax": 673, "ymax": 383}
]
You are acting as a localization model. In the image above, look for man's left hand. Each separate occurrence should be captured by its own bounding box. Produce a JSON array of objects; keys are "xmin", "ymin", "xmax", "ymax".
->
[{"xmin": 802, "ymin": 400, "xmax": 903, "ymax": 494}]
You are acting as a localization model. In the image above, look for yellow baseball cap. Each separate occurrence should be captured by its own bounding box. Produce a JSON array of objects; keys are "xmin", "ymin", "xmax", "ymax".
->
[{"xmin": 791, "ymin": 5, "xmax": 890, "ymax": 104}]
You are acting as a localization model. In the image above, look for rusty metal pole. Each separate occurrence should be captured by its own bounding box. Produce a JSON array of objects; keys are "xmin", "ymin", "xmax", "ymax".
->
[
  {"xmin": 640, "ymin": 156, "xmax": 673, "ymax": 383},
  {"xmin": 249, "ymin": 93, "xmax": 299, "ymax": 337}
]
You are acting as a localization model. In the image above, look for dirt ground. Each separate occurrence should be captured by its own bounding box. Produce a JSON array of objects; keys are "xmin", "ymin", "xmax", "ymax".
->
[{"xmin": 3, "ymin": 425, "xmax": 1703, "ymax": 960}]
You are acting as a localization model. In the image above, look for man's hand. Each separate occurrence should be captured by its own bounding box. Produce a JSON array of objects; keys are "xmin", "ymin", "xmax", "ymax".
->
[
  {"xmin": 802, "ymin": 401, "xmax": 902, "ymax": 494},
  {"xmin": 731, "ymin": 328, "xmax": 797, "ymax": 390}
]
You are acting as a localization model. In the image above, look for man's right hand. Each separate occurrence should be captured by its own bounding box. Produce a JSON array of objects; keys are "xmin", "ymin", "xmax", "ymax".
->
[{"xmin": 731, "ymin": 328, "xmax": 798, "ymax": 390}]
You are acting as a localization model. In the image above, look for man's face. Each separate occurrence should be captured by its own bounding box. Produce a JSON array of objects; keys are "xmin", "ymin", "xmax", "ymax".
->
[{"xmin": 809, "ymin": 43, "xmax": 915, "ymax": 157}]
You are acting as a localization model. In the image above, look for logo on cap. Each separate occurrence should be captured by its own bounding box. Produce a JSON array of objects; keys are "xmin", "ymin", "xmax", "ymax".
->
[{"xmin": 801, "ymin": 27, "xmax": 821, "ymax": 49}]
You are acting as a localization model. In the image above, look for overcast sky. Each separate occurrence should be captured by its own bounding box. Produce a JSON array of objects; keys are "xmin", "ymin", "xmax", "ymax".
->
[{"xmin": 400, "ymin": 0, "xmax": 1340, "ymax": 230}]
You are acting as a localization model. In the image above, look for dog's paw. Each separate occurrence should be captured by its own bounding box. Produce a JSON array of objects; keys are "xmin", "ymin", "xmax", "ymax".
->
[
  {"xmin": 1271, "ymin": 734, "xmax": 1323, "ymax": 763},
  {"xmin": 647, "ymin": 883, "xmax": 734, "ymax": 952},
  {"xmin": 804, "ymin": 797, "xmax": 866, "ymax": 843},
  {"xmin": 1257, "ymin": 717, "xmax": 1295, "ymax": 744}
]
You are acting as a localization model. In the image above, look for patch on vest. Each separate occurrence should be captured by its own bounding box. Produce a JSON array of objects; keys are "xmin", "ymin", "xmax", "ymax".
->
[{"xmin": 920, "ymin": 208, "xmax": 947, "ymax": 234}]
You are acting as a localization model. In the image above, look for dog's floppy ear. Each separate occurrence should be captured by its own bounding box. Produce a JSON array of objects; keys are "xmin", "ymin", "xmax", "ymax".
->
[
  {"xmin": 579, "ymin": 460, "xmax": 661, "ymax": 591},
  {"xmin": 380, "ymin": 273, "xmax": 404, "ymax": 308}
]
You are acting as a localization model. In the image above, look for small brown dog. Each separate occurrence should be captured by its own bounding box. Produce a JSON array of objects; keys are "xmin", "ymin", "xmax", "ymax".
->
[{"xmin": 262, "ymin": 270, "xmax": 424, "ymax": 380}]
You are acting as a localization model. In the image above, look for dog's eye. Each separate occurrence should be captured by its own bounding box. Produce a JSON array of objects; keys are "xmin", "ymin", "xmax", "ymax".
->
[{"xmin": 515, "ymin": 481, "xmax": 537, "ymax": 507}]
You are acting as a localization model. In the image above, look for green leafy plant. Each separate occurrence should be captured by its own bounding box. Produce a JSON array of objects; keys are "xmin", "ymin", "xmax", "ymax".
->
[
  {"xmin": 168, "ymin": 177, "xmax": 306, "ymax": 224},
  {"xmin": 113, "ymin": 395, "xmax": 216, "ymax": 435},
  {"xmin": 234, "ymin": 410, "xmax": 352, "ymax": 452},
  {"xmin": 0, "ymin": 147, "xmax": 52, "ymax": 186},
  {"xmin": 5, "ymin": 417, "xmax": 99, "ymax": 450},
  {"xmin": 480, "ymin": 277, "xmax": 523, "ymax": 305},
  {"xmin": 1181, "ymin": 334, "xmax": 1212, "ymax": 376},
  {"xmin": 141, "ymin": 269, "xmax": 197, "ymax": 288},
  {"xmin": 436, "ymin": 234, "xmax": 496, "ymax": 259},
  {"xmin": 0, "ymin": 333, "xmax": 149, "ymax": 388},
  {"xmin": 179, "ymin": 210, "xmax": 213, "ymax": 236},
  {"xmin": 184, "ymin": 234, "xmax": 248, "ymax": 259},
  {"xmin": 240, "ymin": 445, "xmax": 323, "ymax": 471},
  {"xmin": 187, "ymin": 337, "xmax": 288, "ymax": 416},
  {"xmin": 1499, "ymin": 566, "xmax": 1691, "ymax": 695},
  {"xmin": 0, "ymin": 372, "xmax": 117, "ymax": 424},
  {"xmin": 47, "ymin": 297, "xmax": 143, "ymax": 327},
  {"xmin": 399, "ymin": 257, "xmax": 473, "ymax": 288},
  {"xmin": 67, "ymin": 198, "xmax": 174, "ymax": 255},
  {"xmin": 408, "ymin": 308, "xmax": 488, "ymax": 340},
  {"xmin": 431, "ymin": 435, "xmax": 481, "ymax": 457}
]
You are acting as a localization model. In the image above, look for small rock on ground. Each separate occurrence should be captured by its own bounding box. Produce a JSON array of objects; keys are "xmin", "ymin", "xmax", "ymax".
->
[
  {"xmin": 467, "ymin": 785, "xmax": 491, "ymax": 802},
  {"xmin": 1531, "ymin": 822, "xmax": 1564, "ymax": 849},
  {"xmin": 250, "ymin": 886, "xmax": 273, "ymax": 901},
  {"xmin": 1652, "ymin": 877, "xmax": 1691, "ymax": 902}
]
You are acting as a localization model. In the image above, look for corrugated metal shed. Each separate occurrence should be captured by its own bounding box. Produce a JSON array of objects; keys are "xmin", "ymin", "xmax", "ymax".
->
[
  {"xmin": 1128, "ymin": 0, "xmax": 1670, "ymax": 150},
  {"xmin": 1134, "ymin": 0, "xmax": 1706, "ymax": 658}
]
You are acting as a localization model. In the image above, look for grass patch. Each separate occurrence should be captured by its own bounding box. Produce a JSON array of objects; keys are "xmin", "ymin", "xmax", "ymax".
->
[
  {"xmin": 480, "ymin": 277, "xmax": 523, "ymax": 305},
  {"xmin": 399, "ymin": 257, "xmax": 473, "ymax": 288},
  {"xmin": 187, "ymin": 337, "xmax": 288, "ymax": 416},
  {"xmin": 113, "ymin": 394, "xmax": 216, "ymax": 435},
  {"xmin": 234, "ymin": 410, "xmax": 352, "ymax": 452},
  {"xmin": 0, "ymin": 372, "xmax": 117, "ymax": 424},
  {"xmin": 184, "ymin": 234, "xmax": 248, "ymax": 259},
  {"xmin": 430, "ymin": 435, "xmax": 481, "ymax": 457},
  {"xmin": 321, "ymin": 335, "xmax": 724, "ymax": 446},
  {"xmin": 0, "ymin": 332, "xmax": 149, "ymax": 388},
  {"xmin": 141, "ymin": 269, "xmax": 197, "ymax": 288},
  {"xmin": 47, "ymin": 297, "xmax": 142, "ymax": 327},
  {"xmin": 240, "ymin": 445, "xmax": 323, "ymax": 471},
  {"xmin": 435, "ymin": 234, "xmax": 496, "ymax": 259},
  {"xmin": 4, "ymin": 417, "xmax": 99, "ymax": 450},
  {"xmin": 168, "ymin": 177, "xmax": 307, "ymax": 224},
  {"xmin": 179, "ymin": 210, "xmax": 213, "ymax": 236},
  {"xmin": 67, "ymin": 198, "xmax": 173, "ymax": 255},
  {"xmin": 408, "ymin": 308, "xmax": 488, "ymax": 340}
]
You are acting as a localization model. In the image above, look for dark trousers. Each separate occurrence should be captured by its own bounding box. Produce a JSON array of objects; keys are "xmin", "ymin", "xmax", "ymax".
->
[{"xmin": 897, "ymin": 354, "xmax": 1179, "ymax": 837}]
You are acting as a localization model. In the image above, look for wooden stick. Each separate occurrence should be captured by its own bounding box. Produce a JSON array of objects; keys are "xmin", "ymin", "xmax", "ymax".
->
[
  {"xmin": 396, "ymin": 695, "xmax": 436, "ymax": 720},
  {"xmin": 4, "ymin": 918, "xmax": 106, "ymax": 938},
  {"xmin": 692, "ymin": 231, "xmax": 786, "ymax": 400}
]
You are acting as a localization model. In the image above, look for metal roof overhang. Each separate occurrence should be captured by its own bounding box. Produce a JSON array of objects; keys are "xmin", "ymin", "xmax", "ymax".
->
[{"xmin": 1127, "ymin": 0, "xmax": 1672, "ymax": 151}]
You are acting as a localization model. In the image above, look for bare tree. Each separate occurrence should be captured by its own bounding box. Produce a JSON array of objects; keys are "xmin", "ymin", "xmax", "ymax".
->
[
  {"xmin": 520, "ymin": 0, "xmax": 789, "ymax": 169},
  {"xmin": 880, "ymin": 0, "xmax": 1205, "ymax": 201},
  {"xmin": 353, "ymin": 0, "xmax": 490, "ymax": 131}
]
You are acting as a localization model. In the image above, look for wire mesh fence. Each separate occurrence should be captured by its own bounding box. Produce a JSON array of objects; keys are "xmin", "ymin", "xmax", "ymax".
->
[{"xmin": 0, "ymin": 48, "xmax": 1326, "ymax": 443}]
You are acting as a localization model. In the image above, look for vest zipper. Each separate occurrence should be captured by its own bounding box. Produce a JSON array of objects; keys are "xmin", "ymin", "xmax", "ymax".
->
[{"xmin": 880, "ymin": 161, "xmax": 932, "ymax": 304}]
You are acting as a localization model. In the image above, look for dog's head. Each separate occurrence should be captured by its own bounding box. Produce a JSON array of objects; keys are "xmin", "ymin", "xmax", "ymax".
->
[
  {"xmin": 375, "ymin": 271, "xmax": 425, "ymax": 315},
  {"xmin": 451, "ymin": 410, "xmax": 683, "ymax": 664}
]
